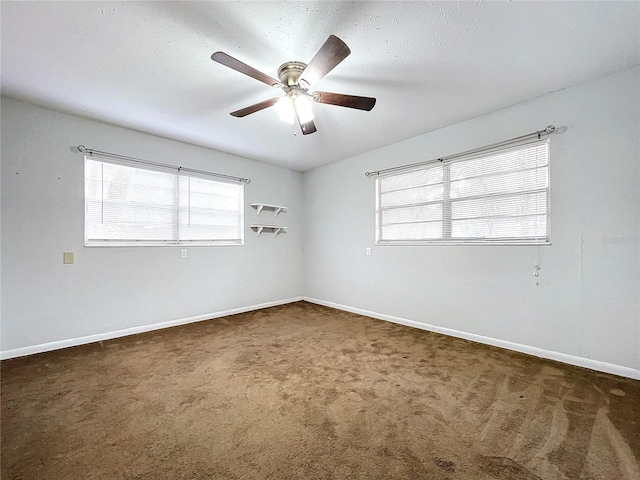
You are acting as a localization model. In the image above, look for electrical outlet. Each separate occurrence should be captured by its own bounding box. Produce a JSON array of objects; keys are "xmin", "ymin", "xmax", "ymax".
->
[
  {"xmin": 366, "ymin": 247, "xmax": 371, "ymax": 256},
  {"xmin": 181, "ymin": 249, "xmax": 188, "ymax": 259}
]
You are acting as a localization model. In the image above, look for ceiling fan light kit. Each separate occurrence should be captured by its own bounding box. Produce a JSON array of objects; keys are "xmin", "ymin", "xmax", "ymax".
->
[
  {"xmin": 274, "ymin": 92, "xmax": 314, "ymax": 125},
  {"xmin": 211, "ymin": 35, "xmax": 376, "ymax": 136}
]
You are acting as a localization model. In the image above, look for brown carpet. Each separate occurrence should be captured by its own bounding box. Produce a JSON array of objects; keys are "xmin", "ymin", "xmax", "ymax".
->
[{"xmin": 1, "ymin": 301, "xmax": 639, "ymax": 479}]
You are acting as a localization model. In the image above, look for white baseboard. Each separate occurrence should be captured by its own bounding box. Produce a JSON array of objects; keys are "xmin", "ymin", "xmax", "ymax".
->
[
  {"xmin": 303, "ymin": 297, "xmax": 640, "ymax": 381},
  {"xmin": 0, "ymin": 297, "xmax": 303, "ymax": 360}
]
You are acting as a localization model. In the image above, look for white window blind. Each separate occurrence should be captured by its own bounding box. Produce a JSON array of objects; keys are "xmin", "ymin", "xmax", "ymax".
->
[
  {"xmin": 178, "ymin": 174, "xmax": 243, "ymax": 243},
  {"xmin": 376, "ymin": 139, "xmax": 549, "ymax": 245},
  {"xmin": 85, "ymin": 157, "xmax": 244, "ymax": 246}
]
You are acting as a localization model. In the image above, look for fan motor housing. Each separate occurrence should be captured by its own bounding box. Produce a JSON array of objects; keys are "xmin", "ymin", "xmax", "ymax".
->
[{"xmin": 278, "ymin": 61, "xmax": 307, "ymax": 87}]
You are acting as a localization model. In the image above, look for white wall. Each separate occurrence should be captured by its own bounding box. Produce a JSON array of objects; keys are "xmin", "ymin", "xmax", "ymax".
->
[
  {"xmin": 3, "ymin": 68, "xmax": 639, "ymax": 379},
  {"xmin": 1, "ymin": 98, "xmax": 304, "ymax": 355},
  {"xmin": 303, "ymin": 67, "xmax": 640, "ymax": 378}
]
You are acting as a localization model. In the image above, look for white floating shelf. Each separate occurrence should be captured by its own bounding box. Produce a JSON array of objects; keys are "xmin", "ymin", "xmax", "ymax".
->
[
  {"xmin": 251, "ymin": 203, "xmax": 288, "ymax": 217},
  {"xmin": 251, "ymin": 224, "xmax": 287, "ymax": 237}
]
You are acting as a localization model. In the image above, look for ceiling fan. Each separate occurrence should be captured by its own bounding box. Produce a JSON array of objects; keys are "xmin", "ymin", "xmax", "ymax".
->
[{"xmin": 211, "ymin": 35, "xmax": 376, "ymax": 135}]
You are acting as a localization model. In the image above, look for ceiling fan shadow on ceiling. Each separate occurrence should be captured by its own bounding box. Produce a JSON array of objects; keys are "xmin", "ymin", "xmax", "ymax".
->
[{"xmin": 211, "ymin": 35, "xmax": 376, "ymax": 136}]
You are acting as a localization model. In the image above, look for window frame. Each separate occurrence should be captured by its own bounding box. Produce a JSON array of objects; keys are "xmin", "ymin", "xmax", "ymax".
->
[
  {"xmin": 84, "ymin": 156, "xmax": 245, "ymax": 247},
  {"xmin": 375, "ymin": 138, "xmax": 551, "ymax": 246}
]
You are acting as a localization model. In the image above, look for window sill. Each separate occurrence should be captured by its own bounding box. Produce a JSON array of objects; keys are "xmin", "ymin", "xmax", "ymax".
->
[
  {"xmin": 375, "ymin": 240, "xmax": 551, "ymax": 247},
  {"xmin": 84, "ymin": 241, "xmax": 244, "ymax": 247}
]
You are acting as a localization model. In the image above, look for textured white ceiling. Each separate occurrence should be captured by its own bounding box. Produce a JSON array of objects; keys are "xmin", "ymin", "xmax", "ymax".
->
[{"xmin": 2, "ymin": 1, "xmax": 639, "ymax": 171}]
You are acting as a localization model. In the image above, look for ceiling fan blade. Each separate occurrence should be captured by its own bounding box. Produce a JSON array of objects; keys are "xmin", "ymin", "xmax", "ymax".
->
[
  {"xmin": 211, "ymin": 52, "xmax": 280, "ymax": 87},
  {"xmin": 293, "ymin": 108, "xmax": 317, "ymax": 135},
  {"xmin": 230, "ymin": 98, "xmax": 279, "ymax": 117},
  {"xmin": 313, "ymin": 91, "xmax": 376, "ymax": 111},
  {"xmin": 300, "ymin": 119, "xmax": 317, "ymax": 135},
  {"xmin": 299, "ymin": 35, "xmax": 351, "ymax": 87}
]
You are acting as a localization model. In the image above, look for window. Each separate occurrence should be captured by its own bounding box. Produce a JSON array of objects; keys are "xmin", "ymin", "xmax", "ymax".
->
[
  {"xmin": 376, "ymin": 139, "xmax": 549, "ymax": 245},
  {"xmin": 85, "ymin": 157, "xmax": 244, "ymax": 246}
]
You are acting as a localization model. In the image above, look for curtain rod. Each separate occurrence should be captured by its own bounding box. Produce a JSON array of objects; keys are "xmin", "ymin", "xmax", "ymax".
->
[
  {"xmin": 71, "ymin": 145, "xmax": 251, "ymax": 184},
  {"xmin": 364, "ymin": 125, "xmax": 556, "ymax": 178}
]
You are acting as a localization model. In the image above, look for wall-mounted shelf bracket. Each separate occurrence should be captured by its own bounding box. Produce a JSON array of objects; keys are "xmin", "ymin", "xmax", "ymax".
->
[
  {"xmin": 251, "ymin": 203, "xmax": 288, "ymax": 217},
  {"xmin": 251, "ymin": 224, "xmax": 287, "ymax": 237}
]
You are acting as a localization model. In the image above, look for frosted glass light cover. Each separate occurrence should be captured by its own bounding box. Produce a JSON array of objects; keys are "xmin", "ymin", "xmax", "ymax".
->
[
  {"xmin": 274, "ymin": 96, "xmax": 295, "ymax": 124},
  {"xmin": 295, "ymin": 95, "xmax": 314, "ymax": 124}
]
